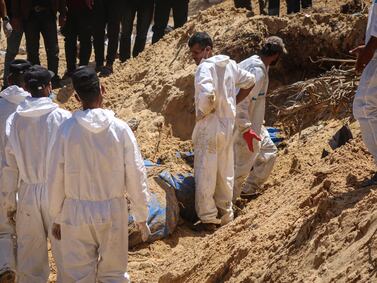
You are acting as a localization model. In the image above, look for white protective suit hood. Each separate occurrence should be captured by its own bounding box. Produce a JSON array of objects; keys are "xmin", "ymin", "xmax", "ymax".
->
[
  {"xmin": 74, "ymin": 108, "xmax": 115, "ymax": 134},
  {"xmin": 201, "ymin": 55, "xmax": 230, "ymax": 68},
  {"xmin": 17, "ymin": 96, "xmax": 58, "ymax": 117},
  {"xmin": 0, "ymin": 85, "xmax": 30, "ymax": 105}
]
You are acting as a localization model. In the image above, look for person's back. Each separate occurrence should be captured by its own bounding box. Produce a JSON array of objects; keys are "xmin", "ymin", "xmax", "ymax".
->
[
  {"xmin": 48, "ymin": 66, "xmax": 150, "ymax": 282},
  {"xmin": 7, "ymin": 97, "xmax": 70, "ymax": 184},
  {"xmin": 0, "ymin": 59, "xmax": 31, "ymax": 283},
  {"xmin": 2, "ymin": 65, "xmax": 70, "ymax": 283},
  {"xmin": 233, "ymin": 37, "xmax": 286, "ymax": 201}
]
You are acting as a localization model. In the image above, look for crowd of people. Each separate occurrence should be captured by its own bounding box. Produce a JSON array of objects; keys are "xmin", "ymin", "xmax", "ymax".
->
[
  {"xmin": 0, "ymin": 0, "xmax": 376, "ymax": 282},
  {"xmin": 0, "ymin": 0, "xmax": 190, "ymax": 91},
  {"xmin": 234, "ymin": 0, "xmax": 313, "ymax": 16}
]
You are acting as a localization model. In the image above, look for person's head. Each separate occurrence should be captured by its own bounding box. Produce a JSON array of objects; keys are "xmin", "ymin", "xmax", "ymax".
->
[
  {"xmin": 7, "ymin": 59, "xmax": 32, "ymax": 88},
  {"xmin": 260, "ymin": 36, "xmax": 287, "ymax": 66},
  {"xmin": 188, "ymin": 32, "xmax": 213, "ymax": 65},
  {"xmin": 71, "ymin": 66, "xmax": 104, "ymax": 110},
  {"xmin": 24, "ymin": 65, "xmax": 54, "ymax": 97}
]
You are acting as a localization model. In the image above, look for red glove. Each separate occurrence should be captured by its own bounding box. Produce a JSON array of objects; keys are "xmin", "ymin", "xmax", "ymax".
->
[{"xmin": 243, "ymin": 129, "xmax": 261, "ymax": 152}]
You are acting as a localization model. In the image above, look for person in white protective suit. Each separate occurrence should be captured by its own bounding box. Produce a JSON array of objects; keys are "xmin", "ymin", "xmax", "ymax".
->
[
  {"xmin": 351, "ymin": 0, "xmax": 377, "ymax": 186},
  {"xmin": 233, "ymin": 36, "xmax": 286, "ymax": 201},
  {"xmin": 2, "ymin": 65, "xmax": 71, "ymax": 283},
  {"xmin": 48, "ymin": 66, "xmax": 150, "ymax": 283},
  {"xmin": 0, "ymin": 59, "xmax": 31, "ymax": 283},
  {"xmin": 242, "ymin": 126, "xmax": 278, "ymax": 195},
  {"xmin": 188, "ymin": 32, "xmax": 256, "ymax": 231}
]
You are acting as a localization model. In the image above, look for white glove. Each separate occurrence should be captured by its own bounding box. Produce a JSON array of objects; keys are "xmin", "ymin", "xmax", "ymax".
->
[
  {"xmin": 3, "ymin": 19, "xmax": 13, "ymax": 38},
  {"xmin": 136, "ymin": 222, "xmax": 151, "ymax": 242}
]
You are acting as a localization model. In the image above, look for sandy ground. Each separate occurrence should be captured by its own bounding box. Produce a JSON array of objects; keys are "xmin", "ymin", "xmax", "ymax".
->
[{"xmin": 1, "ymin": 0, "xmax": 376, "ymax": 282}]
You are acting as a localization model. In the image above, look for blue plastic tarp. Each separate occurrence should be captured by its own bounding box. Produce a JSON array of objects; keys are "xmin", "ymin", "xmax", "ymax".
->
[{"xmin": 159, "ymin": 171, "xmax": 198, "ymax": 223}]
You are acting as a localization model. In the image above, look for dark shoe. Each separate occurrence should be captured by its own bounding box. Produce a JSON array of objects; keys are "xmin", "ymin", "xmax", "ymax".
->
[
  {"xmin": 0, "ymin": 270, "xmax": 16, "ymax": 283},
  {"xmin": 95, "ymin": 65, "xmax": 104, "ymax": 73},
  {"xmin": 51, "ymin": 76, "xmax": 62, "ymax": 89},
  {"xmin": 99, "ymin": 65, "xmax": 113, "ymax": 77},
  {"xmin": 360, "ymin": 172, "xmax": 377, "ymax": 187},
  {"xmin": 192, "ymin": 221, "xmax": 219, "ymax": 232}
]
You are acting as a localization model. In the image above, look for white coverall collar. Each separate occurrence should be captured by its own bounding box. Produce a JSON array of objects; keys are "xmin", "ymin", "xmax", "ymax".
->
[
  {"xmin": 200, "ymin": 54, "xmax": 230, "ymax": 67},
  {"xmin": 0, "ymin": 85, "xmax": 30, "ymax": 105},
  {"xmin": 74, "ymin": 108, "xmax": 115, "ymax": 134},
  {"xmin": 16, "ymin": 96, "xmax": 58, "ymax": 117}
]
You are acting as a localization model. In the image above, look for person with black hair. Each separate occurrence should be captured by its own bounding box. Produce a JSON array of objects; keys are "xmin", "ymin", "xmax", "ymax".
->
[
  {"xmin": 233, "ymin": 36, "xmax": 286, "ymax": 200},
  {"xmin": 119, "ymin": 0, "xmax": 154, "ymax": 62},
  {"xmin": 152, "ymin": 0, "xmax": 189, "ymax": 44},
  {"xmin": 188, "ymin": 32, "xmax": 256, "ymax": 231},
  {"xmin": 48, "ymin": 66, "xmax": 150, "ymax": 282},
  {"xmin": 0, "ymin": 59, "xmax": 31, "ymax": 283},
  {"xmin": 2, "ymin": 65, "xmax": 71, "ymax": 283}
]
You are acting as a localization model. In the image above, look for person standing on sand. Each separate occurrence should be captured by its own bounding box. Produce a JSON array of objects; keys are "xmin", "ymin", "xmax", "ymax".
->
[
  {"xmin": 233, "ymin": 36, "xmax": 286, "ymax": 201},
  {"xmin": 48, "ymin": 66, "xmax": 150, "ymax": 282},
  {"xmin": 152, "ymin": 0, "xmax": 189, "ymax": 44},
  {"xmin": 2, "ymin": 65, "xmax": 71, "ymax": 283},
  {"xmin": 119, "ymin": 0, "xmax": 155, "ymax": 62},
  {"xmin": 188, "ymin": 32, "xmax": 256, "ymax": 231},
  {"xmin": 351, "ymin": 0, "xmax": 377, "ymax": 186},
  {"xmin": 0, "ymin": 59, "xmax": 31, "ymax": 283}
]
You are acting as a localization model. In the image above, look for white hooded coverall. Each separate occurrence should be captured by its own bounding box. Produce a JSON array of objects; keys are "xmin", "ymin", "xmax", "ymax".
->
[
  {"xmin": 233, "ymin": 55, "xmax": 269, "ymax": 200},
  {"xmin": 353, "ymin": 1, "xmax": 377, "ymax": 165},
  {"xmin": 0, "ymin": 86, "xmax": 29, "ymax": 276},
  {"xmin": 48, "ymin": 109, "xmax": 149, "ymax": 283},
  {"xmin": 193, "ymin": 55, "xmax": 255, "ymax": 225},
  {"xmin": 2, "ymin": 97, "xmax": 71, "ymax": 283},
  {"xmin": 243, "ymin": 126, "xmax": 278, "ymax": 193}
]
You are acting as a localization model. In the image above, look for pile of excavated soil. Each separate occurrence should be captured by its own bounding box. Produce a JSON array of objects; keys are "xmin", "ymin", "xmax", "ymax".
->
[
  {"xmin": 78, "ymin": 1, "xmax": 367, "ymax": 164},
  {"xmin": 0, "ymin": 1, "xmax": 375, "ymax": 282},
  {"xmin": 149, "ymin": 120, "xmax": 377, "ymax": 283}
]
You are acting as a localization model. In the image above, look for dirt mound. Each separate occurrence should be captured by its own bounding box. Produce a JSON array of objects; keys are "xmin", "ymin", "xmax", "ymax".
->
[
  {"xmin": 78, "ymin": 4, "xmax": 367, "ymax": 155},
  {"xmin": 142, "ymin": 120, "xmax": 377, "ymax": 283}
]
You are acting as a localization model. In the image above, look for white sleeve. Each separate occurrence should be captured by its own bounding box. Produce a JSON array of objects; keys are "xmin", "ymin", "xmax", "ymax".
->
[
  {"xmin": 1, "ymin": 140, "xmax": 18, "ymax": 213},
  {"xmin": 47, "ymin": 127, "xmax": 66, "ymax": 224},
  {"xmin": 124, "ymin": 125, "xmax": 149, "ymax": 223},
  {"xmin": 235, "ymin": 63, "xmax": 256, "ymax": 90},
  {"xmin": 236, "ymin": 67, "xmax": 265, "ymax": 133},
  {"xmin": 370, "ymin": 3, "xmax": 377, "ymax": 38},
  {"xmin": 195, "ymin": 64, "xmax": 216, "ymax": 118}
]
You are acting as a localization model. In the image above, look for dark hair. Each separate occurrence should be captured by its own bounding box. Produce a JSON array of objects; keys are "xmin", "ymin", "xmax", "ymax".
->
[
  {"xmin": 76, "ymin": 82, "xmax": 101, "ymax": 104},
  {"xmin": 260, "ymin": 43, "xmax": 282, "ymax": 57},
  {"xmin": 8, "ymin": 73, "xmax": 25, "ymax": 88},
  {"xmin": 27, "ymin": 85, "xmax": 48, "ymax": 98},
  {"xmin": 188, "ymin": 32, "xmax": 213, "ymax": 49}
]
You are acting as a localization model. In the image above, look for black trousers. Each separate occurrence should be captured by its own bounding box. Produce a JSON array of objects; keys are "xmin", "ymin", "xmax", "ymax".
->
[
  {"xmin": 286, "ymin": 0, "xmax": 312, "ymax": 14},
  {"xmin": 93, "ymin": 0, "xmax": 122, "ymax": 67},
  {"xmin": 234, "ymin": 0, "xmax": 252, "ymax": 10},
  {"xmin": 23, "ymin": 11, "xmax": 59, "ymax": 75},
  {"xmin": 63, "ymin": 8, "xmax": 93, "ymax": 73},
  {"xmin": 119, "ymin": 0, "xmax": 154, "ymax": 61},
  {"xmin": 268, "ymin": 0, "xmax": 280, "ymax": 15},
  {"xmin": 152, "ymin": 0, "xmax": 189, "ymax": 44}
]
